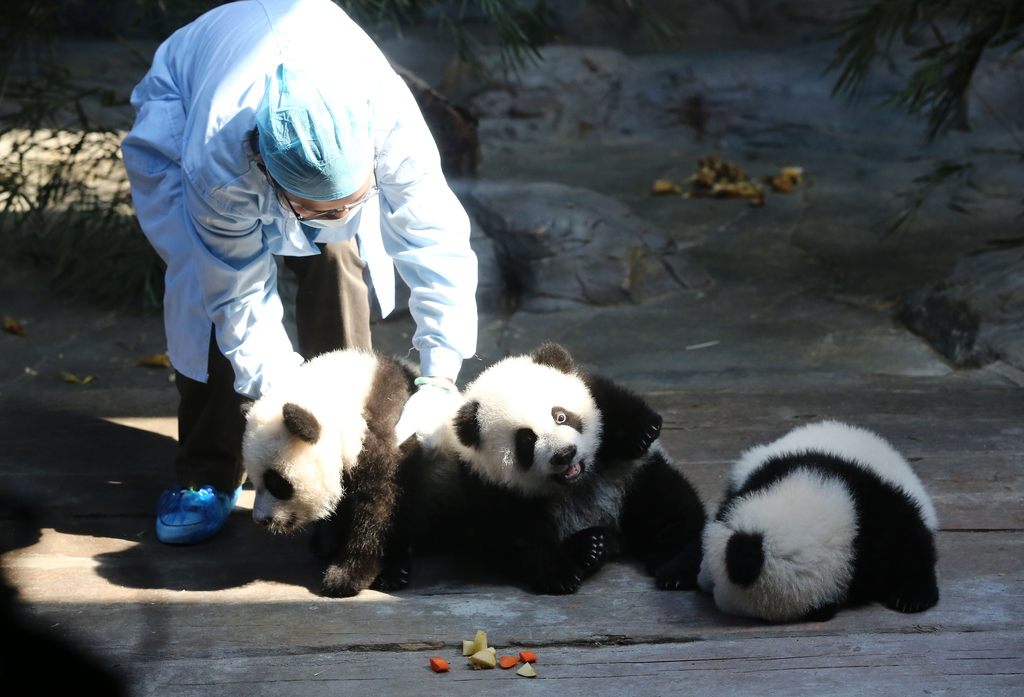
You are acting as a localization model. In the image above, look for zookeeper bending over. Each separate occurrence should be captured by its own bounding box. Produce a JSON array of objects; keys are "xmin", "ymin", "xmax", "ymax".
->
[{"xmin": 121, "ymin": 0, "xmax": 478, "ymax": 544}]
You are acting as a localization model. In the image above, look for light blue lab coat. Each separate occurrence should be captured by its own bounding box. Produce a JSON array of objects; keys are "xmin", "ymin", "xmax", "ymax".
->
[{"xmin": 121, "ymin": 0, "xmax": 477, "ymax": 398}]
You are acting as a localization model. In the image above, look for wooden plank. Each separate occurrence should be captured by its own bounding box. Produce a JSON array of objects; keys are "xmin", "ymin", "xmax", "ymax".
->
[
  {"xmin": 5, "ymin": 530, "xmax": 1022, "ymax": 660},
  {"xmin": 119, "ymin": 629, "xmax": 1024, "ymax": 696},
  {"xmin": 670, "ymin": 448, "xmax": 1024, "ymax": 531},
  {"xmin": 2, "ymin": 385, "xmax": 1021, "ymax": 695}
]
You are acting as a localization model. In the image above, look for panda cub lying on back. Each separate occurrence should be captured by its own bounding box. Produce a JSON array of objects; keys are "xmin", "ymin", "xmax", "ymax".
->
[
  {"xmin": 699, "ymin": 420, "xmax": 939, "ymax": 622},
  {"xmin": 425, "ymin": 343, "xmax": 706, "ymax": 594},
  {"xmin": 242, "ymin": 349, "xmax": 421, "ymax": 598}
]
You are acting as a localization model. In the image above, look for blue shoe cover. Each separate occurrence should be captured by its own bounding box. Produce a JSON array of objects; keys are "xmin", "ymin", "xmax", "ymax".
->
[{"xmin": 156, "ymin": 485, "xmax": 241, "ymax": 544}]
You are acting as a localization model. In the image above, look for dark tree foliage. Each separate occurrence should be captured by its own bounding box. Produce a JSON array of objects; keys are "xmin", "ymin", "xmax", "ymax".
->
[{"xmin": 828, "ymin": 0, "xmax": 1024, "ymax": 141}]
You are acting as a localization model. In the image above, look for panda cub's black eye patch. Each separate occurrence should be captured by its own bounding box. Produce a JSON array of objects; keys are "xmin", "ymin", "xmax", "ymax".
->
[
  {"xmin": 515, "ymin": 429, "xmax": 538, "ymax": 471},
  {"xmin": 263, "ymin": 469, "xmax": 294, "ymax": 501},
  {"xmin": 552, "ymin": 407, "xmax": 583, "ymax": 433}
]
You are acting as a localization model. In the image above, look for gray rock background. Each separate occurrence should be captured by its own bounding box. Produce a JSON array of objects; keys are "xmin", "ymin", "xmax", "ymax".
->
[
  {"xmin": 462, "ymin": 181, "xmax": 709, "ymax": 311},
  {"xmin": 902, "ymin": 247, "xmax": 1024, "ymax": 370},
  {"xmin": 366, "ymin": 36, "xmax": 1024, "ymax": 384}
]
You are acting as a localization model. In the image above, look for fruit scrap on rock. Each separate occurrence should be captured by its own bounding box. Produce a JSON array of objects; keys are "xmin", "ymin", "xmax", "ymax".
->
[
  {"xmin": 683, "ymin": 154, "xmax": 765, "ymax": 207},
  {"xmin": 518, "ymin": 651, "xmax": 537, "ymax": 663},
  {"xmin": 499, "ymin": 656, "xmax": 519, "ymax": 669},
  {"xmin": 769, "ymin": 166, "xmax": 804, "ymax": 193},
  {"xmin": 652, "ymin": 179, "xmax": 683, "ymax": 195},
  {"xmin": 3, "ymin": 317, "xmax": 27, "ymax": 336},
  {"xmin": 429, "ymin": 658, "xmax": 450, "ymax": 672}
]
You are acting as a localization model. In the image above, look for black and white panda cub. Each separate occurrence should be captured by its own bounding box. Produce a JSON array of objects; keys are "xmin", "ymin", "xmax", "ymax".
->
[
  {"xmin": 699, "ymin": 420, "xmax": 939, "ymax": 622},
  {"xmin": 428, "ymin": 343, "xmax": 706, "ymax": 595},
  {"xmin": 241, "ymin": 349, "xmax": 421, "ymax": 598}
]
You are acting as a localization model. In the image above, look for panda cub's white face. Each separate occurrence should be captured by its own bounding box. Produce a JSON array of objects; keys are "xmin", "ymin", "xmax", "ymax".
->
[
  {"xmin": 452, "ymin": 355, "xmax": 603, "ymax": 497},
  {"xmin": 240, "ymin": 350, "xmax": 381, "ymax": 534},
  {"xmin": 242, "ymin": 400, "xmax": 349, "ymax": 534}
]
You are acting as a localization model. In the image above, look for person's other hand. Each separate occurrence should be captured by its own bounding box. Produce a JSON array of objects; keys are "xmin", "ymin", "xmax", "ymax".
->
[{"xmin": 395, "ymin": 382, "xmax": 461, "ymax": 453}]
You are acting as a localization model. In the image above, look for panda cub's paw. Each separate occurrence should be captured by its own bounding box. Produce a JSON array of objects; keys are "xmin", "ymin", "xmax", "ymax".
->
[
  {"xmin": 371, "ymin": 548, "xmax": 413, "ymax": 592},
  {"xmin": 530, "ymin": 528, "xmax": 609, "ymax": 595},
  {"xmin": 636, "ymin": 413, "xmax": 662, "ymax": 456},
  {"xmin": 566, "ymin": 527, "xmax": 609, "ymax": 576},
  {"xmin": 653, "ymin": 548, "xmax": 702, "ymax": 591},
  {"xmin": 883, "ymin": 550, "xmax": 939, "ymax": 613},
  {"xmin": 885, "ymin": 577, "xmax": 940, "ymax": 614},
  {"xmin": 322, "ymin": 557, "xmax": 383, "ymax": 598},
  {"xmin": 531, "ymin": 567, "xmax": 584, "ymax": 595},
  {"xmin": 614, "ymin": 409, "xmax": 662, "ymax": 459},
  {"xmin": 647, "ymin": 536, "xmax": 702, "ymax": 590}
]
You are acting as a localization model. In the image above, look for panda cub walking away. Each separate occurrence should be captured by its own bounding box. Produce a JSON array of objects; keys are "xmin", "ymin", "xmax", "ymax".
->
[
  {"xmin": 426, "ymin": 343, "xmax": 706, "ymax": 595},
  {"xmin": 242, "ymin": 349, "xmax": 422, "ymax": 598},
  {"xmin": 699, "ymin": 420, "xmax": 940, "ymax": 622}
]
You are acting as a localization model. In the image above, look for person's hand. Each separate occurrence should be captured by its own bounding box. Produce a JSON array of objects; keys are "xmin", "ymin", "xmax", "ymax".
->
[{"xmin": 395, "ymin": 378, "xmax": 461, "ymax": 453}]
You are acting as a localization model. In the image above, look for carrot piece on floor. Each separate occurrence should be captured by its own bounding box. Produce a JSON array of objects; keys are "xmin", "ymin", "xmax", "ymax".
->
[
  {"xmin": 518, "ymin": 651, "xmax": 537, "ymax": 663},
  {"xmin": 429, "ymin": 658, "xmax": 450, "ymax": 672},
  {"xmin": 499, "ymin": 656, "xmax": 519, "ymax": 669}
]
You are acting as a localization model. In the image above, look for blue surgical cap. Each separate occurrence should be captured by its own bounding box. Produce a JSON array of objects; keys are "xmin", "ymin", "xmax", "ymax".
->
[{"xmin": 256, "ymin": 63, "xmax": 373, "ymax": 201}]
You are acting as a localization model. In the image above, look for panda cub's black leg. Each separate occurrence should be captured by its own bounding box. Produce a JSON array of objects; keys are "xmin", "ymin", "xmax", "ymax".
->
[
  {"xmin": 369, "ymin": 439, "xmax": 424, "ymax": 592},
  {"xmin": 321, "ymin": 494, "xmax": 383, "ymax": 598},
  {"xmin": 519, "ymin": 537, "xmax": 582, "ymax": 595},
  {"xmin": 651, "ymin": 535, "xmax": 703, "ymax": 591},
  {"xmin": 882, "ymin": 521, "xmax": 940, "ymax": 613},
  {"xmin": 526, "ymin": 527, "xmax": 611, "ymax": 594},
  {"xmin": 620, "ymin": 452, "xmax": 707, "ymax": 591},
  {"xmin": 320, "ymin": 433, "xmax": 403, "ymax": 598}
]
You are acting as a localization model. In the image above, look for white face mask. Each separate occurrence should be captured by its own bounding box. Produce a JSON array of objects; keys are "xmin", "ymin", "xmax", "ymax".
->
[{"xmin": 302, "ymin": 215, "xmax": 354, "ymax": 229}]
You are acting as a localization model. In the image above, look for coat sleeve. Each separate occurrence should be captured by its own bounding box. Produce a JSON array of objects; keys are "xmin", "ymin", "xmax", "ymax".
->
[
  {"xmin": 375, "ymin": 76, "xmax": 478, "ymax": 382},
  {"xmin": 181, "ymin": 171, "xmax": 304, "ymax": 399}
]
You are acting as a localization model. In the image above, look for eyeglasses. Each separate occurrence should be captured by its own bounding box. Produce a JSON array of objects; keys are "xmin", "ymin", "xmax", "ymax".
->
[{"xmin": 277, "ymin": 174, "xmax": 379, "ymax": 222}]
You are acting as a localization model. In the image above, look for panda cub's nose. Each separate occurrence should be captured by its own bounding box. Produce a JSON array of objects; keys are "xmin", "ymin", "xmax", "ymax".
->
[{"xmin": 550, "ymin": 445, "xmax": 578, "ymax": 469}]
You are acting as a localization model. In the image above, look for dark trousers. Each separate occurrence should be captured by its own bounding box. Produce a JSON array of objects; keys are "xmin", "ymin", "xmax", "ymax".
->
[{"xmin": 173, "ymin": 238, "xmax": 372, "ymax": 492}]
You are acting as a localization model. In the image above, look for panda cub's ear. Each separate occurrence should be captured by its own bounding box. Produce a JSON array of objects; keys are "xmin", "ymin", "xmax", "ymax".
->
[
  {"xmin": 282, "ymin": 402, "xmax": 321, "ymax": 444},
  {"xmin": 454, "ymin": 400, "xmax": 482, "ymax": 449},
  {"xmin": 530, "ymin": 342, "xmax": 575, "ymax": 375}
]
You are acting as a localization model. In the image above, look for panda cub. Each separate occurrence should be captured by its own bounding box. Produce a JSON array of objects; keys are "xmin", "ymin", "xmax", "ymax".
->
[
  {"xmin": 242, "ymin": 349, "xmax": 421, "ymax": 598},
  {"xmin": 428, "ymin": 343, "xmax": 706, "ymax": 595},
  {"xmin": 699, "ymin": 420, "xmax": 939, "ymax": 622}
]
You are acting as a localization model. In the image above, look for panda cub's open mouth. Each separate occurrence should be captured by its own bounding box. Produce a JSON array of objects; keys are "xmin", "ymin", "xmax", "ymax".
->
[{"xmin": 553, "ymin": 460, "xmax": 585, "ymax": 484}]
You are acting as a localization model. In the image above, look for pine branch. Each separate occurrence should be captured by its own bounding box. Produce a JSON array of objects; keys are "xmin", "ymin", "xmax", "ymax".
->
[{"xmin": 828, "ymin": 0, "xmax": 1024, "ymax": 140}]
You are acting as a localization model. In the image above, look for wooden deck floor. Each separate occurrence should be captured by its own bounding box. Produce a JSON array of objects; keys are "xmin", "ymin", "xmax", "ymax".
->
[{"xmin": 2, "ymin": 378, "xmax": 1022, "ymax": 695}]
